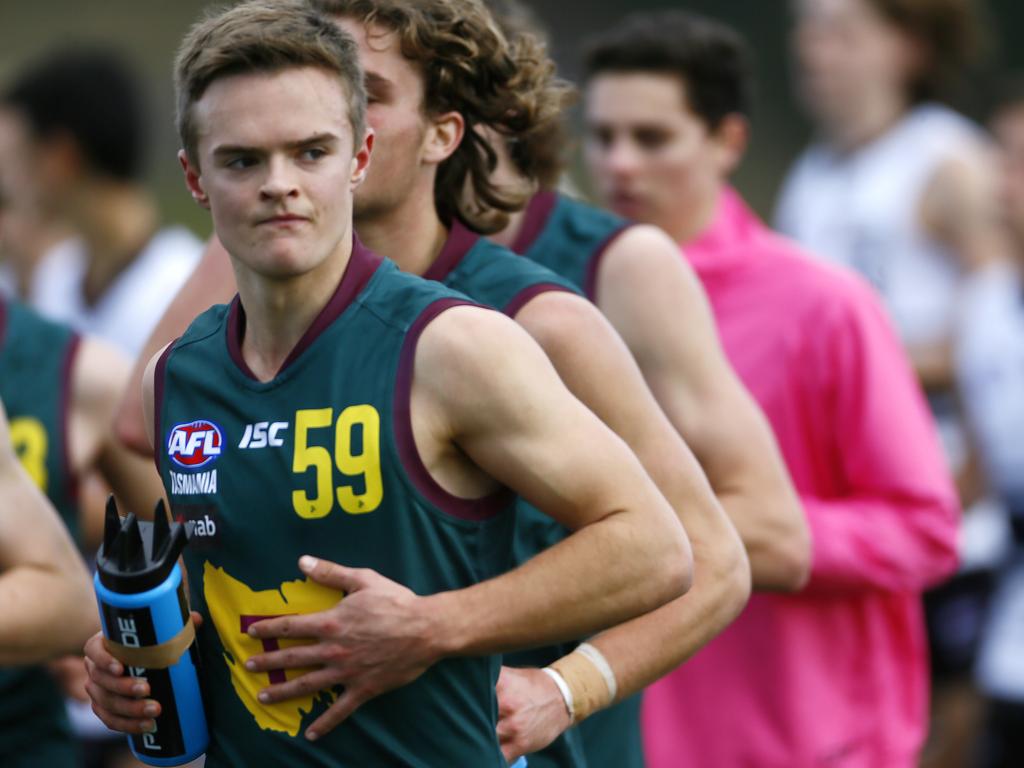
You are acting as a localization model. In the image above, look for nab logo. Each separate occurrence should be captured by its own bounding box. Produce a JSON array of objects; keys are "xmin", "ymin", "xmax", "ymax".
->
[{"xmin": 167, "ymin": 420, "xmax": 224, "ymax": 469}]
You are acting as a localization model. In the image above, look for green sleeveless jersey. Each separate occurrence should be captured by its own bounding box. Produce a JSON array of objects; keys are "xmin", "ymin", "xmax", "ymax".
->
[
  {"xmin": 156, "ymin": 241, "xmax": 520, "ymax": 767},
  {"xmin": 513, "ymin": 191, "xmax": 632, "ymax": 301},
  {"xmin": 0, "ymin": 299, "xmax": 80, "ymax": 533},
  {"xmin": 511, "ymin": 196, "xmax": 646, "ymax": 768},
  {"xmin": 424, "ymin": 219, "xmax": 580, "ymax": 315},
  {"xmin": 0, "ymin": 299, "xmax": 80, "ymax": 767}
]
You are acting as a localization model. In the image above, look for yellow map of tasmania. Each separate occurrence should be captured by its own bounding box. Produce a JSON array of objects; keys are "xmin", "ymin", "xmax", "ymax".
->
[{"xmin": 203, "ymin": 562, "xmax": 343, "ymax": 736}]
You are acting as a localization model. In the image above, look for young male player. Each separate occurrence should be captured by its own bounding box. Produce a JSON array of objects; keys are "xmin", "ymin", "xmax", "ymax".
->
[
  {"xmin": 115, "ymin": 3, "xmax": 755, "ymax": 763},
  {"xmin": 579, "ymin": 11, "xmax": 959, "ymax": 767},
  {"xmin": 83, "ymin": 4, "xmax": 691, "ymax": 765}
]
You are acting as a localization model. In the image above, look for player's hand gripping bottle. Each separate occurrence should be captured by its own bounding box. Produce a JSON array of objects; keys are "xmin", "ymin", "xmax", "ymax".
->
[{"xmin": 94, "ymin": 498, "xmax": 208, "ymax": 766}]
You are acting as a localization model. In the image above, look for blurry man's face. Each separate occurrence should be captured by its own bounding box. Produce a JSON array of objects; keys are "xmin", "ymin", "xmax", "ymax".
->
[
  {"xmin": 793, "ymin": 0, "xmax": 920, "ymax": 130},
  {"xmin": 992, "ymin": 103, "xmax": 1024, "ymax": 256},
  {"xmin": 0, "ymin": 108, "xmax": 48, "ymax": 267},
  {"xmin": 584, "ymin": 72, "xmax": 729, "ymax": 236},
  {"xmin": 334, "ymin": 17, "xmax": 434, "ymax": 224},
  {"xmin": 181, "ymin": 66, "xmax": 370, "ymax": 281}
]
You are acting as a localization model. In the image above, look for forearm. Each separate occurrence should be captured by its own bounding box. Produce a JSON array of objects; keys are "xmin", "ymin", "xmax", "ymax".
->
[
  {"xmin": 97, "ymin": 437, "xmax": 166, "ymax": 519},
  {"xmin": 803, "ymin": 493, "xmax": 959, "ymax": 594},
  {"xmin": 427, "ymin": 509, "xmax": 690, "ymax": 658},
  {"xmin": 668, "ymin": 394, "xmax": 809, "ymax": 592},
  {"xmin": 115, "ymin": 237, "xmax": 237, "ymax": 456},
  {"xmin": 0, "ymin": 565, "xmax": 98, "ymax": 664},
  {"xmin": 584, "ymin": 529, "xmax": 749, "ymax": 701}
]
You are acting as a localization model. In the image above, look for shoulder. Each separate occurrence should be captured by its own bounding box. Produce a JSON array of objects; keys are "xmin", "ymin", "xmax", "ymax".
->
[
  {"xmin": 361, "ymin": 260, "xmax": 476, "ymax": 331},
  {"xmin": 413, "ymin": 303, "xmax": 534, "ymax": 389},
  {"xmin": 599, "ymin": 224, "xmax": 706, "ymax": 302}
]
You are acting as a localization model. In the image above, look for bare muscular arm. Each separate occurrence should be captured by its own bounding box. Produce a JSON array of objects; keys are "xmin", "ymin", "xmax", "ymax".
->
[{"xmin": 596, "ymin": 225, "xmax": 810, "ymax": 590}]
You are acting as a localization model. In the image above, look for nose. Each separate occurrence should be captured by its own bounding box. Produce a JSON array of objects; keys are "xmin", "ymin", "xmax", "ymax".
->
[
  {"xmin": 259, "ymin": 155, "xmax": 299, "ymax": 202},
  {"xmin": 602, "ymin": 137, "xmax": 643, "ymax": 179}
]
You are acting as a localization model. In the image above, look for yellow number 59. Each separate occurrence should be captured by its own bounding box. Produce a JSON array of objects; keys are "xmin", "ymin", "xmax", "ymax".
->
[{"xmin": 292, "ymin": 405, "xmax": 383, "ymax": 519}]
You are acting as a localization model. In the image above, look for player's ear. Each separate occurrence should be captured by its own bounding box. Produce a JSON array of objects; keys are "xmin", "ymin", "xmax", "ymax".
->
[
  {"xmin": 350, "ymin": 128, "xmax": 374, "ymax": 189},
  {"xmin": 179, "ymin": 149, "xmax": 209, "ymax": 209},
  {"xmin": 422, "ymin": 111, "xmax": 464, "ymax": 165},
  {"xmin": 711, "ymin": 113, "xmax": 749, "ymax": 178}
]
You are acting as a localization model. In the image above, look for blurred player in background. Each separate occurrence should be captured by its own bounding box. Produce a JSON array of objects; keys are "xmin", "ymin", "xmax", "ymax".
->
[
  {"xmin": 579, "ymin": 10, "xmax": 959, "ymax": 766},
  {"xmin": 956, "ymin": 79, "xmax": 1024, "ymax": 767},
  {"xmin": 83, "ymin": 3, "xmax": 693, "ymax": 764},
  {"xmin": 777, "ymin": 3, "xmax": 1006, "ymax": 762},
  {"xmin": 0, "ymin": 395, "xmax": 100, "ymax": 766},
  {"xmin": 0, "ymin": 47, "xmax": 202, "ymax": 358}
]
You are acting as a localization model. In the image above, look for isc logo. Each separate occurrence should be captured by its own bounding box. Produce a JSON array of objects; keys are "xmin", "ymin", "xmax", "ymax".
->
[{"xmin": 167, "ymin": 420, "xmax": 224, "ymax": 469}]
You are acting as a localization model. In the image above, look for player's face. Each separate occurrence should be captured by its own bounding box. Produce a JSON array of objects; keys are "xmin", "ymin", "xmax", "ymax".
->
[
  {"xmin": 181, "ymin": 66, "xmax": 371, "ymax": 281},
  {"xmin": 584, "ymin": 73, "xmax": 730, "ymax": 234},
  {"xmin": 992, "ymin": 104, "xmax": 1024, "ymax": 257},
  {"xmin": 793, "ymin": 0, "xmax": 920, "ymax": 128},
  {"xmin": 0, "ymin": 108, "xmax": 48, "ymax": 265},
  {"xmin": 334, "ymin": 17, "xmax": 433, "ymax": 223}
]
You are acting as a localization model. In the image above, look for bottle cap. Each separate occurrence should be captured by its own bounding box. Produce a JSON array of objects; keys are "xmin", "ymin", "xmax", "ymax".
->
[{"xmin": 97, "ymin": 498, "xmax": 189, "ymax": 594}]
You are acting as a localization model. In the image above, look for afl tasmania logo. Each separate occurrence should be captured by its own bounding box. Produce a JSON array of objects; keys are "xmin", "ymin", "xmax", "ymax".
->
[{"xmin": 167, "ymin": 420, "xmax": 224, "ymax": 469}]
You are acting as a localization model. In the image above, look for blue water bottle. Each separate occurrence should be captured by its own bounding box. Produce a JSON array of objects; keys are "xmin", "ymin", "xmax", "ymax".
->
[{"xmin": 94, "ymin": 498, "xmax": 208, "ymax": 766}]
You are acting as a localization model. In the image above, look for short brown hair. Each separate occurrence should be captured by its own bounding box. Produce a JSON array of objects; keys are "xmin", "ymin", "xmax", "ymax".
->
[
  {"xmin": 312, "ymin": 0, "xmax": 568, "ymax": 233},
  {"xmin": 864, "ymin": 0, "xmax": 988, "ymax": 103},
  {"xmin": 174, "ymin": 0, "xmax": 367, "ymax": 166}
]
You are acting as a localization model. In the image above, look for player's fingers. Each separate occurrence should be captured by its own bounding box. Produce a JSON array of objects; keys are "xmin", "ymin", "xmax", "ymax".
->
[
  {"xmin": 245, "ymin": 642, "xmax": 327, "ymax": 673},
  {"xmin": 85, "ymin": 657, "xmax": 151, "ymax": 698},
  {"xmin": 298, "ymin": 555, "xmax": 364, "ymax": 592},
  {"xmin": 89, "ymin": 697, "xmax": 156, "ymax": 736},
  {"xmin": 305, "ymin": 688, "xmax": 366, "ymax": 741},
  {"xmin": 191, "ymin": 610, "xmax": 204, "ymax": 628},
  {"xmin": 247, "ymin": 612, "xmax": 331, "ymax": 640},
  {"xmin": 257, "ymin": 667, "xmax": 342, "ymax": 705},
  {"xmin": 84, "ymin": 631, "xmax": 124, "ymax": 676},
  {"xmin": 85, "ymin": 679, "xmax": 161, "ymax": 720}
]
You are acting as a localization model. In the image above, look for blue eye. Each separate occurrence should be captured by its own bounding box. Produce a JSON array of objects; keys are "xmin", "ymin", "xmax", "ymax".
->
[{"xmin": 301, "ymin": 147, "xmax": 327, "ymax": 161}]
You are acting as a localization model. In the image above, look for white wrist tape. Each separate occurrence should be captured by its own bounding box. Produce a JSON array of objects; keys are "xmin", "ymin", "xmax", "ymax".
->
[
  {"xmin": 542, "ymin": 666, "xmax": 575, "ymax": 725},
  {"xmin": 576, "ymin": 642, "xmax": 618, "ymax": 702}
]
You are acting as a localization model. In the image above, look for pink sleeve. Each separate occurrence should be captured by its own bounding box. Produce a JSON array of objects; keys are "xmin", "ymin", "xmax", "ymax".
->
[{"xmin": 802, "ymin": 282, "xmax": 959, "ymax": 595}]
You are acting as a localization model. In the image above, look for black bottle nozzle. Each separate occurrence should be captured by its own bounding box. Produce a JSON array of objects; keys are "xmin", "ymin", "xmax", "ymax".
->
[
  {"xmin": 96, "ymin": 499, "xmax": 191, "ymax": 595},
  {"xmin": 116, "ymin": 514, "xmax": 146, "ymax": 572},
  {"xmin": 102, "ymin": 496, "xmax": 122, "ymax": 559},
  {"xmin": 151, "ymin": 499, "xmax": 171, "ymax": 560}
]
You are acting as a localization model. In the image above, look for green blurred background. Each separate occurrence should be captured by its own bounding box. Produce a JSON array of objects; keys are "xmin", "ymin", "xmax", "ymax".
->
[{"xmin": 2, "ymin": 0, "xmax": 1022, "ymax": 235}]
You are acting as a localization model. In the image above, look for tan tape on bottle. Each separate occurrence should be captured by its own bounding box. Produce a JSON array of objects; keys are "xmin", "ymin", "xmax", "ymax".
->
[
  {"xmin": 103, "ymin": 619, "xmax": 196, "ymax": 670},
  {"xmin": 549, "ymin": 649, "xmax": 612, "ymax": 723}
]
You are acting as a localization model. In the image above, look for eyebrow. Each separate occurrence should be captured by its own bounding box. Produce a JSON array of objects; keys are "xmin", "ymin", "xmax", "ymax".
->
[{"xmin": 212, "ymin": 132, "xmax": 340, "ymax": 158}]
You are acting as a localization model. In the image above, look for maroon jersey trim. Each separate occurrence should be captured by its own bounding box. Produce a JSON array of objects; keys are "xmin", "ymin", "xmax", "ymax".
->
[
  {"xmin": 152, "ymin": 339, "xmax": 178, "ymax": 476},
  {"xmin": 393, "ymin": 298, "xmax": 514, "ymax": 521},
  {"xmin": 511, "ymin": 191, "xmax": 559, "ymax": 255},
  {"xmin": 59, "ymin": 333, "xmax": 82, "ymax": 506},
  {"xmin": 421, "ymin": 219, "xmax": 480, "ymax": 283},
  {"xmin": 503, "ymin": 283, "xmax": 576, "ymax": 318},
  {"xmin": 583, "ymin": 223, "xmax": 635, "ymax": 300},
  {"xmin": 226, "ymin": 235, "xmax": 383, "ymax": 381}
]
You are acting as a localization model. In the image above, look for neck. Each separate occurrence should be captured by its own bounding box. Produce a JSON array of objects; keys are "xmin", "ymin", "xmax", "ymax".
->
[
  {"xmin": 234, "ymin": 232, "xmax": 353, "ymax": 382},
  {"xmin": 826, "ymin": 93, "xmax": 910, "ymax": 153},
  {"xmin": 355, "ymin": 186, "xmax": 448, "ymax": 276},
  {"xmin": 664, "ymin": 181, "xmax": 723, "ymax": 245},
  {"xmin": 71, "ymin": 180, "xmax": 158, "ymax": 306}
]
